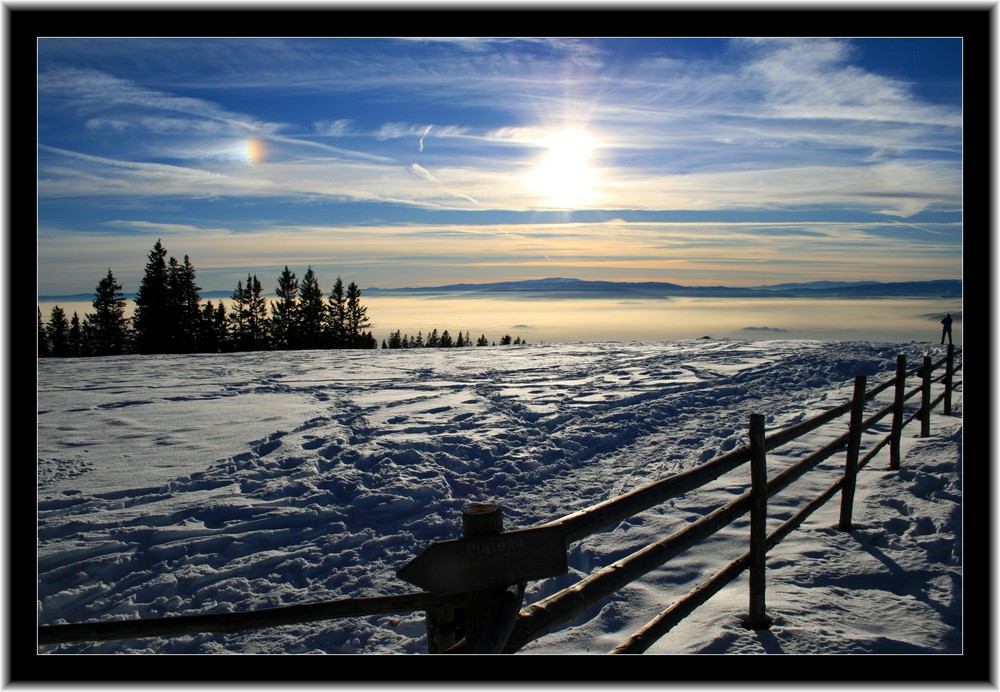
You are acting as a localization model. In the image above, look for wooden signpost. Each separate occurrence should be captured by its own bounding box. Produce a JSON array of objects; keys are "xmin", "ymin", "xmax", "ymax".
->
[
  {"xmin": 397, "ymin": 523, "xmax": 568, "ymax": 595},
  {"xmin": 398, "ymin": 504, "xmax": 568, "ymax": 652}
]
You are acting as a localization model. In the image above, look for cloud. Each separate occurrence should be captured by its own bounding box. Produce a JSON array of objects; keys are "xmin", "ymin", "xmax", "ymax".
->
[
  {"xmin": 737, "ymin": 38, "xmax": 960, "ymax": 127},
  {"xmin": 40, "ymin": 145, "xmax": 229, "ymax": 186},
  {"xmin": 741, "ymin": 326, "xmax": 790, "ymax": 333},
  {"xmin": 313, "ymin": 119, "xmax": 354, "ymax": 136},
  {"xmin": 376, "ymin": 122, "xmax": 424, "ymax": 141},
  {"xmin": 39, "ymin": 142, "xmax": 435, "ymax": 205},
  {"xmin": 40, "ymin": 67, "xmax": 285, "ymax": 136},
  {"xmin": 106, "ymin": 220, "xmax": 230, "ymax": 235}
]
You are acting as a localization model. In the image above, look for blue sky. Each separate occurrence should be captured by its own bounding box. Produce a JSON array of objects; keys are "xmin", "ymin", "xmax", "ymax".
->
[{"xmin": 37, "ymin": 36, "xmax": 963, "ymax": 297}]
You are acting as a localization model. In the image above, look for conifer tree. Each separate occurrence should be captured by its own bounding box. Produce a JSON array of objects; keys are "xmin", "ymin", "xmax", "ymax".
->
[
  {"xmin": 167, "ymin": 254, "xmax": 202, "ymax": 353},
  {"xmin": 427, "ymin": 328, "xmax": 440, "ymax": 347},
  {"xmin": 477, "ymin": 334, "xmax": 489, "ymax": 346},
  {"xmin": 163, "ymin": 256, "xmax": 183, "ymax": 350},
  {"xmin": 46, "ymin": 305, "xmax": 71, "ymax": 357},
  {"xmin": 38, "ymin": 307, "xmax": 50, "ymax": 357},
  {"xmin": 198, "ymin": 301, "xmax": 222, "ymax": 353},
  {"xmin": 247, "ymin": 274, "xmax": 270, "ymax": 350},
  {"xmin": 83, "ymin": 269, "xmax": 130, "ymax": 356},
  {"xmin": 199, "ymin": 301, "xmax": 215, "ymax": 353},
  {"xmin": 345, "ymin": 281, "xmax": 371, "ymax": 347},
  {"xmin": 270, "ymin": 266, "xmax": 300, "ymax": 350},
  {"xmin": 229, "ymin": 274, "xmax": 270, "ymax": 351},
  {"xmin": 439, "ymin": 330, "xmax": 453, "ymax": 347},
  {"xmin": 228, "ymin": 277, "xmax": 250, "ymax": 350},
  {"xmin": 325, "ymin": 276, "xmax": 347, "ymax": 348},
  {"xmin": 132, "ymin": 239, "xmax": 171, "ymax": 354},
  {"xmin": 68, "ymin": 312, "xmax": 83, "ymax": 357},
  {"xmin": 179, "ymin": 255, "xmax": 202, "ymax": 349},
  {"xmin": 213, "ymin": 301, "xmax": 230, "ymax": 352},
  {"xmin": 298, "ymin": 267, "xmax": 325, "ymax": 349}
]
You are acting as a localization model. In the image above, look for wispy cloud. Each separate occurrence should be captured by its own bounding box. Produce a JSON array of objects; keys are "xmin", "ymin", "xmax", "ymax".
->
[
  {"xmin": 313, "ymin": 119, "xmax": 354, "ymax": 136},
  {"xmin": 106, "ymin": 220, "xmax": 232, "ymax": 235},
  {"xmin": 737, "ymin": 38, "xmax": 960, "ymax": 127},
  {"xmin": 41, "ymin": 66, "xmax": 285, "ymax": 136}
]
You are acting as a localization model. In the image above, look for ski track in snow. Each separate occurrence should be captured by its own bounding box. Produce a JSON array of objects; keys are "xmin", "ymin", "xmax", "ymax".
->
[{"xmin": 35, "ymin": 340, "xmax": 962, "ymax": 655}]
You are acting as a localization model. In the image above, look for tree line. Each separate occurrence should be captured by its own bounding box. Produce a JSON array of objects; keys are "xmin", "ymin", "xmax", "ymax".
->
[
  {"xmin": 37, "ymin": 239, "xmax": 376, "ymax": 357},
  {"xmin": 382, "ymin": 330, "xmax": 526, "ymax": 349},
  {"xmin": 37, "ymin": 239, "xmax": 527, "ymax": 358}
]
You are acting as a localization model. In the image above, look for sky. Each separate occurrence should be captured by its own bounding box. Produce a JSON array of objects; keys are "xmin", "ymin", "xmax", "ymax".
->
[{"xmin": 36, "ymin": 34, "xmax": 965, "ymax": 298}]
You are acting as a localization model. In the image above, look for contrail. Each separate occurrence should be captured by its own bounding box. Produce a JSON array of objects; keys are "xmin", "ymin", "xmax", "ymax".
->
[
  {"xmin": 409, "ymin": 163, "xmax": 479, "ymax": 205},
  {"xmin": 891, "ymin": 220, "xmax": 945, "ymax": 236}
]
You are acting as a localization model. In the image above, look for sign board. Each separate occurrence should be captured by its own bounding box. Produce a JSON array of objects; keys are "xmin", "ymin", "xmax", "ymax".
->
[{"xmin": 397, "ymin": 524, "xmax": 567, "ymax": 595}]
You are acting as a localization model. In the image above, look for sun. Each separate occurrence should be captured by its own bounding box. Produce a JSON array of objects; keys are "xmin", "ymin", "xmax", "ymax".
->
[{"xmin": 527, "ymin": 129, "xmax": 600, "ymax": 208}]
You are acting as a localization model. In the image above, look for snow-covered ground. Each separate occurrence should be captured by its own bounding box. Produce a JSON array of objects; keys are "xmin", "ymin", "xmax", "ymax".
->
[{"xmin": 36, "ymin": 339, "xmax": 963, "ymax": 662}]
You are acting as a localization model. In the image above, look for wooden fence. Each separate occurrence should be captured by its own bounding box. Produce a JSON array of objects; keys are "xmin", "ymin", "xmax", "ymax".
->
[{"xmin": 38, "ymin": 345, "xmax": 962, "ymax": 654}]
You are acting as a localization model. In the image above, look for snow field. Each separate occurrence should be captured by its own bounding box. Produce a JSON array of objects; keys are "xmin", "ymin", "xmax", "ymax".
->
[{"xmin": 36, "ymin": 339, "xmax": 962, "ymax": 656}]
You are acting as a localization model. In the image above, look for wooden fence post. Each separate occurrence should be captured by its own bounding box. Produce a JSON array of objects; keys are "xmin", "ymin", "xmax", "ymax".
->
[
  {"xmin": 744, "ymin": 413, "xmax": 773, "ymax": 630},
  {"xmin": 462, "ymin": 504, "xmax": 507, "ymax": 652},
  {"xmin": 425, "ymin": 603, "xmax": 457, "ymax": 654},
  {"xmin": 889, "ymin": 354, "xmax": 905, "ymax": 471},
  {"xmin": 838, "ymin": 375, "xmax": 866, "ymax": 531},
  {"xmin": 944, "ymin": 344, "xmax": 954, "ymax": 416},
  {"xmin": 921, "ymin": 355, "xmax": 932, "ymax": 437}
]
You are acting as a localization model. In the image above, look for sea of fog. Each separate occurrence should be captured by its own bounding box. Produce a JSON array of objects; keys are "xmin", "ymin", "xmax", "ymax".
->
[{"xmin": 38, "ymin": 295, "xmax": 962, "ymax": 346}]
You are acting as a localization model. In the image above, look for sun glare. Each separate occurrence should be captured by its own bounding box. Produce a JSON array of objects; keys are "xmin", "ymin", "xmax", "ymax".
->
[{"xmin": 527, "ymin": 128, "xmax": 599, "ymax": 208}]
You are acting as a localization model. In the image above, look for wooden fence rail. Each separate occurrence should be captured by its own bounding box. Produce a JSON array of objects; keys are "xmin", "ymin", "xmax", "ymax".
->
[
  {"xmin": 37, "ymin": 346, "xmax": 961, "ymax": 654},
  {"xmin": 37, "ymin": 591, "xmax": 462, "ymax": 647}
]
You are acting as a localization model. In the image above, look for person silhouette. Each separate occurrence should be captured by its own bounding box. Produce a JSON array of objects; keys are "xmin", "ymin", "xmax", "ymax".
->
[{"xmin": 940, "ymin": 313, "xmax": 953, "ymax": 345}]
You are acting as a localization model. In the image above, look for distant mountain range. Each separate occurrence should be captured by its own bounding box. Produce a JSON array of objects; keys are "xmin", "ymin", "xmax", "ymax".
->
[
  {"xmin": 365, "ymin": 277, "xmax": 963, "ymax": 300},
  {"xmin": 39, "ymin": 277, "xmax": 962, "ymax": 302}
]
